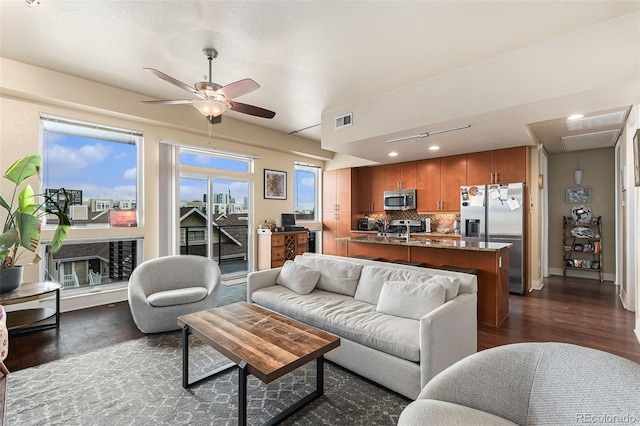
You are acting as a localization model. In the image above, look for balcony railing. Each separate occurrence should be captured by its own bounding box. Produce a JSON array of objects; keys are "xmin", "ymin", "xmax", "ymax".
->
[{"xmin": 180, "ymin": 224, "xmax": 248, "ymax": 276}]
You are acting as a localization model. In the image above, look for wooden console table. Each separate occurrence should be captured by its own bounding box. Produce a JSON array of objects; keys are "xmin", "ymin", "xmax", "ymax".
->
[{"xmin": 0, "ymin": 282, "xmax": 61, "ymax": 335}]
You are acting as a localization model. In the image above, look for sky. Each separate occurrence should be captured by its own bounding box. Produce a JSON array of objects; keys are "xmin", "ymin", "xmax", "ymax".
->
[
  {"xmin": 44, "ymin": 132, "xmax": 316, "ymax": 211},
  {"xmin": 43, "ymin": 132, "xmax": 137, "ymax": 201}
]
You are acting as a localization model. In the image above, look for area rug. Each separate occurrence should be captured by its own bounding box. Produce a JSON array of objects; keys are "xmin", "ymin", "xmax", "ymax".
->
[{"xmin": 5, "ymin": 331, "xmax": 409, "ymax": 425}]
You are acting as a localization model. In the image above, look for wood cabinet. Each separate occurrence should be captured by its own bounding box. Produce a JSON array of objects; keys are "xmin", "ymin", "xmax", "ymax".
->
[
  {"xmin": 385, "ymin": 162, "xmax": 416, "ymax": 191},
  {"xmin": 323, "ymin": 168, "xmax": 355, "ymax": 256},
  {"xmin": 416, "ymin": 155, "xmax": 466, "ymax": 212},
  {"xmin": 257, "ymin": 230, "xmax": 308, "ymax": 270},
  {"xmin": 357, "ymin": 166, "xmax": 385, "ymax": 213},
  {"xmin": 466, "ymin": 147, "xmax": 528, "ymax": 184}
]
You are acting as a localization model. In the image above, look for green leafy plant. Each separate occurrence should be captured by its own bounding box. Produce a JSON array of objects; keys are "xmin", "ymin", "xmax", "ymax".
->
[{"xmin": 0, "ymin": 153, "xmax": 71, "ymax": 269}]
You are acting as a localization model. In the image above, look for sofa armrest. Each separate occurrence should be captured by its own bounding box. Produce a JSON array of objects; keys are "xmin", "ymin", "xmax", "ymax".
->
[
  {"xmin": 246, "ymin": 268, "xmax": 282, "ymax": 303},
  {"xmin": 419, "ymin": 292, "xmax": 477, "ymax": 389}
]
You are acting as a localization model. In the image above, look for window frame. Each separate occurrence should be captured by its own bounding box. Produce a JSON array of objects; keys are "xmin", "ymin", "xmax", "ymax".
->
[
  {"xmin": 38, "ymin": 115, "xmax": 144, "ymax": 292},
  {"xmin": 293, "ymin": 163, "xmax": 320, "ymax": 223}
]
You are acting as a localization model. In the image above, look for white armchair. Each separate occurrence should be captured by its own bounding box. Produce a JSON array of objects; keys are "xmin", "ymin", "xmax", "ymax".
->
[
  {"xmin": 128, "ymin": 255, "xmax": 221, "ymax": 333},
  {"xmin": 398, "ymin": 342, "xmax": 640, "ymax": 425}
]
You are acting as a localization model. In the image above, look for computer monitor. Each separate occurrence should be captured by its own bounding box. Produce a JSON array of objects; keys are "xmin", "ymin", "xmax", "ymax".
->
[{"xmin": 281, "ymin": 213, "xmax": 296, "ymax": 227}]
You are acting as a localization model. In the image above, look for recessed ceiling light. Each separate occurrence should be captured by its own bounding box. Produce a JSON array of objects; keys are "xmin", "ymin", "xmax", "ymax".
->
[
  {"xmin": 567, "ymin": 114, "xmax": 584, "ymax": 120},
  {"xmin": 428, "ymin": 146, "xmax": 440, "ymax": 151},
  {"xmin": 388, "ymin": 152, "xmax": 398, "ymax": 157}
]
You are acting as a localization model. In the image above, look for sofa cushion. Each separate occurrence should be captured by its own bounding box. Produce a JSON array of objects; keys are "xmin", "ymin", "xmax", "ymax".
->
[
  {"xmin": 276, "ymin": 260, "xmax": 320, "ymax": 295},
  {"xmin": 376, "ymin": 281, "xmax": 446, "ymax": 320},
  {"xmin": 296, "ymin": 255, "xmax": 363, "ymax": 297},
  {"xmin": 354, "ymin": 265, "xmax": 460, "ymax": 304},
  {"xmin": 147, "ymin": 287, "xmax": 207, "ymax": 307},
  {"xmin": 251, "ymin": 286, "xmax": 420, "ymax": 362}
]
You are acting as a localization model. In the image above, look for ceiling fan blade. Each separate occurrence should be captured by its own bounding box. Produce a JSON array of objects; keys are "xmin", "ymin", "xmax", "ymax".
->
[
  {"xmin": 219, "ymin": 79, "xmax": 260, "ymax": 100},
  {"xmin": 143, "ymin": 68, "xmax": 205, "ymax": 98},
  {"xmin": 140, "ymin": 99, "xmax": 194, "ymax": 105},
  {"xmin": 228, "ymin": 101, "xmax": 276, "ymax": 119}
]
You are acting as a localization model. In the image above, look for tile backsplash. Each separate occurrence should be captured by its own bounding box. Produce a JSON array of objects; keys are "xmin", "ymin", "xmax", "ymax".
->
[{"xmin": 362, "ymin": 212, "xmax": 459, "ymax": 233}]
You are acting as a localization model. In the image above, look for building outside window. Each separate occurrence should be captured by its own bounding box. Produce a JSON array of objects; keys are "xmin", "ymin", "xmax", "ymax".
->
[{"xmin": 40, "ymin": 115, "xmax": 142, "ymax": 291}]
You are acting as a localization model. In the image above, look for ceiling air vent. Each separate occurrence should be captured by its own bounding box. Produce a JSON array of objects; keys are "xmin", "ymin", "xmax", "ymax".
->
[
  {"xmin": 561, "ymin": 129, "xmax": 621, "ymax": 152},
  {"xmin": 335, "ymin": 113, "xmax": 352, "ymax": 129},
  {"xmin": 565, "ymin": 110, "xmax": 627, "ymax": 131}
]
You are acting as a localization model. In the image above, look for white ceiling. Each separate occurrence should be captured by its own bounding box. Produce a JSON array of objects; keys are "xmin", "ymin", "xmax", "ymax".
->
[{"xmin": 1, "ymin": 1, "xmax": 639, "ymax": 163}]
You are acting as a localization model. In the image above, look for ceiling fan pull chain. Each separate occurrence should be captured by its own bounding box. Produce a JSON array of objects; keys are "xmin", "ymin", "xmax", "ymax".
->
[{"xmin": 208, "ymin": 120, "xmax": 213, "ymax": 145}]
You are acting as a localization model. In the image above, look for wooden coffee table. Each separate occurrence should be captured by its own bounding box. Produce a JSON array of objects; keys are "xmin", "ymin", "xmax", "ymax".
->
[{"xmin": 177, "ymin": 302, "xmax": 340, "ymax": 426}]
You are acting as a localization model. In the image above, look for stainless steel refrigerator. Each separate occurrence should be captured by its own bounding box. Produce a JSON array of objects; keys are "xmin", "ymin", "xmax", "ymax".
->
[{"xmin": 460, "ymin": 183, "xmax": 525, "ymax": 295}]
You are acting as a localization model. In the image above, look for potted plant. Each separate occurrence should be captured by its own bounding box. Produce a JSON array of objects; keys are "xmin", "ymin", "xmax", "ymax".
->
[{"xmin": 0, "ymin": 153, "xmax": 71, "ymax": 293}]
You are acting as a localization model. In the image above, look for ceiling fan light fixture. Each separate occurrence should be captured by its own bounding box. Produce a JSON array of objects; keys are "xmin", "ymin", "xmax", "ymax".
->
[{"xmin": 194, "ymin": 99, "xmax": 227, "ymax": 117}]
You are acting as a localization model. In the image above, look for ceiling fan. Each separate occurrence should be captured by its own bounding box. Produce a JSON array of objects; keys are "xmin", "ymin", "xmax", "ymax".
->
[{"xmin": 140, "ymin": 48, "xmax": 276, "ymax": 124}]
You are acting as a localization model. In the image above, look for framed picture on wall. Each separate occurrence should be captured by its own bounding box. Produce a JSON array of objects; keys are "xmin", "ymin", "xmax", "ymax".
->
[
  {"xmin": 633, "ymin": 129, "xmax": 640, "ymax": 187},
  {"xmin": 566, "ymin": 187, "xmax": 591, "ymax": 203},
  {"xmin": 264, "ymin": 169, "xmax": 287, "ymax": 200}
]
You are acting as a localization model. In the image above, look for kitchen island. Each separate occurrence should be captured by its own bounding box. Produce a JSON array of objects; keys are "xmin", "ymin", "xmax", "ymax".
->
[{"xmin": 336, "ymin": 235, "xmax": 511, "ymax": 327}]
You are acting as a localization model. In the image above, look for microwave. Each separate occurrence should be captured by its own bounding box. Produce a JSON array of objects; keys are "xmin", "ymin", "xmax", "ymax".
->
[{"xmin": 383, "ymin": 189, "xmax": 417, "ymax": 211}]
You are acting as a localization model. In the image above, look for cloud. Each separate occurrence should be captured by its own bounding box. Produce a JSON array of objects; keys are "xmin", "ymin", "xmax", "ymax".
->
[
  {"xmin": 300, "ymin": 177, "xmax": 315, "ymax": 188},
  {"xmin": 45, "ymin": 143, "xmax": 112, "ymax": 176},
  {"xmin": 123, "ymin": 167, "xmax": 137, "ymax": 180}
]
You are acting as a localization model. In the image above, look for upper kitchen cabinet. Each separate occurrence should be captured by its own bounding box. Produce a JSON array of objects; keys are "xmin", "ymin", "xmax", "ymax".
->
[
  {"xmin": 385, "ymin": 162, "xmax": 416, "ymax": 191},
  {"xmin": 440, "ymin": 155, "xmax": 467, "ymax": 210},
  {"xmin": 357, "ymin": 166, "xmax": 385, "ymax": 213},
  {"xmin": 494, "ymin": 147, "xmax": 528, "ymax": 183},
  {"xmin": 466, "ymin": 146, "xmax": 528, "ymax": 184},
  {"xmin": 416, "ymin": 155, "xmax": 466, "ymax": 212}
]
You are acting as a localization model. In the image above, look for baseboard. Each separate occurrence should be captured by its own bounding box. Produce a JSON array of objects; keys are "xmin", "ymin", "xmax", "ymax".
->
[
  {"xmin": 530, "ymin": 277, "xmax": 544, "ymax": 291},
  {"xmin": 619, "ymin": 287, "xmax": 628, "ymax": 310},
  {"xmin": 549, "ymin": 267, "xmax": 615, "ymax": 283}
]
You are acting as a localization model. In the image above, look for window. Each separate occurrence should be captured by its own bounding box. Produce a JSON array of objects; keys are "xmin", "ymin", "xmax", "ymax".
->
[
  {"xmin": 294, "ymin": 163, "xmax": 320, "ymax": 222},
  {"xmin": 41, "ymin": 115, "xmax": 141, "ymax": 228},
  {"xmin": 40, "ymin": 115, "xmax": 143, "ymax": 291},
  {"xmin": 180, "ymin": 150, "xmax": 250, "ymax": 172},
  {"xmin": 177, "ymin": 147, "xmax": 253, "ymax": 278}
]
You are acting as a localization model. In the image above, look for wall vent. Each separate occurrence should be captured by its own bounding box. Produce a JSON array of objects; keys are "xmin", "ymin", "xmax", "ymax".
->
[{"xmin": 335, "ymin": 113, "xmax": 352, "ymax": 129}]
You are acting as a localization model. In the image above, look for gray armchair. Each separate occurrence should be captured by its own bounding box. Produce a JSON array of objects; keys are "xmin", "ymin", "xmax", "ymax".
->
[
  {"xmin": 128, "ymin": 255, "xmax": 221, "ymax": 333},
  {"xmin": 398, "ymin": 342, "xmax": 640, "ymax": 425}
]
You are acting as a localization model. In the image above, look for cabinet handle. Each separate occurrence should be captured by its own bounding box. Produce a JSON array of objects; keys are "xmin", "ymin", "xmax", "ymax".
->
[{"xmin": 495, "ymin": 173, "xmax": 499, "ymax": 183}]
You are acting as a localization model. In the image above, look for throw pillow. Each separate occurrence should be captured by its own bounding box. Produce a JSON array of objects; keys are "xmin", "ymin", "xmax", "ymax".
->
[
  {"xmin": 296, "ymin": 256, "xmax": 363, "ymax": 296},
  {"xmin": 376, "ymin": 281, "xmax": 446, "ymax": 320},
  {"xmin": 276, "ymin": 260, "xmax": 320, "ymax": 295}
]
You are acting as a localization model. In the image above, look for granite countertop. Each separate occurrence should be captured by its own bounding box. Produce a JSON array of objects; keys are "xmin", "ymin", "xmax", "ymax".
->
[
  {"xmin": 351, "ymin": 230, "xmax": 461, "ymax": 238},
  {"xmin": 338, "ymin": 235, "xmax": 511, "ymax": 252}
]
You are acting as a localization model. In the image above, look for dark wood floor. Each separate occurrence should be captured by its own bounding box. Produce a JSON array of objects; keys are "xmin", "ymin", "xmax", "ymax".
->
[{"xmin": 4, "ymin": 275, "xmax": 640, "ymax": 372}]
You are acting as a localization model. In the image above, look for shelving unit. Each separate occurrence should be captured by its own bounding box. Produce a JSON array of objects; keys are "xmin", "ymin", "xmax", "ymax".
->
[{"xmin": 562, "ymin": 216, "xmax": 603, "ymax": 282}]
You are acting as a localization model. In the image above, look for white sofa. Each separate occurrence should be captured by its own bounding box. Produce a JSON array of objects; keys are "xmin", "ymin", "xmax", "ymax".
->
[{"xmin": 247, "ymin": 253, "xmax": 478, "ymax": 399}]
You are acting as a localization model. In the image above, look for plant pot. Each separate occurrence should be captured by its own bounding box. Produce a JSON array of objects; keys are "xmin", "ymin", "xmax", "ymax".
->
[{"xmin": 0, "ymin": 266, "xmax": 24, "ymax": 293}]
